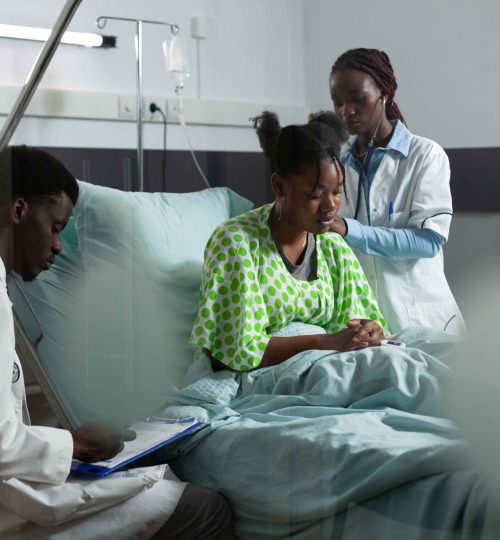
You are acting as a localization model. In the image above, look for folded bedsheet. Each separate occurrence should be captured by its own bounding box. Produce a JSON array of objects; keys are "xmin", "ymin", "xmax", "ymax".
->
[{"xmin": 159, "ymin": 326, "xmax": 495, "ymax": 540}]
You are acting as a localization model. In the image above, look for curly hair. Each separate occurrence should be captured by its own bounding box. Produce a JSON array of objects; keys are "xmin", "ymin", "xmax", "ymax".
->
[{"xmin": 0, "ymin": 145, "xmax": 78, "ymax": 205}]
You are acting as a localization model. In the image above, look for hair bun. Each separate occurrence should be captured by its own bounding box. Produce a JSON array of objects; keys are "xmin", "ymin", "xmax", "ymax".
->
[
  {"xmin": 252, "ymin": 109, "xmax": 346, "ymax": 178},
  {"xmin": 308, "ymin": 110, "xmax": 348, "ymax": 143},
  {"xmin": 251, "ymin": 111, "xmax": 281, "ymax": 160}
]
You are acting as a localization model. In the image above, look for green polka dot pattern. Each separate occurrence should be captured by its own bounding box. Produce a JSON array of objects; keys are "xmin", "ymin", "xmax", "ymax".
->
[{"xmin": 190, "ymin": 204, "xmax": 388, "ymax": 371}]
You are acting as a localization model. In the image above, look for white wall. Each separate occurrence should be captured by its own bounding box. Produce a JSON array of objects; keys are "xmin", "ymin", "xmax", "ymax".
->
[
  {"xmin": 1, "ymin": 0, "xmax": 499, "ymax": 295},
  {"xmin": 304, "ymin": 0, "xmax": 500, "ymax": 302},
  {"xmin": 304, "ymin": 0, "xmax": 500, "ymax": 149},
  {"xmin": 0, "ymin": 0, "xmax": 306, "ymax": 151},
  {"xmin": 5, "ymin": 1, "xmax": 500, "ymax": 151}
]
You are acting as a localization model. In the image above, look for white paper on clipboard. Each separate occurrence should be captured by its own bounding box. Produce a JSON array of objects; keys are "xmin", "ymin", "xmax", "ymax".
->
[{"xmin": 71, "ymin": 417, "xmax": 204, "ymax": 477}]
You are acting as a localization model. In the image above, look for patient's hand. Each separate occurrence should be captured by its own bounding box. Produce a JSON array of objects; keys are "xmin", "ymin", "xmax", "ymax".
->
[
  {"xmin": 347, "ymin": 319, "xmax": 384, "ymax": 347},
  {"xmin": 72, "ymin": 421, "xmax": 136, "ymax": 463},
  {"xmin": 319, "ymin": 326, "xmax": 371, "ymax": 352}
]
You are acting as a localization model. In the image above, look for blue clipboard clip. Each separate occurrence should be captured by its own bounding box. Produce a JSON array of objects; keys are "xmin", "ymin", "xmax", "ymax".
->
[{"xmin": 145, "ymin": 416, "xmax": 196, "ymax": 424}]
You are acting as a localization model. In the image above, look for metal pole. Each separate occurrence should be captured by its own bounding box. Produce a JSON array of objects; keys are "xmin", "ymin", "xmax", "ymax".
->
[
  {"xmin": 0, "ymin": 0, "xmax": 83, "ymax": 151},
  {"xmin": 136, "ymin": 20, "xmax": 144, "ymax": 192},
  {"xmin": 96, "ymin": 17, "xmax": 179, "ymax": 192},
  {"xmin": 1, "ymin": 0, "xmax": 83, "ymax": 431}
]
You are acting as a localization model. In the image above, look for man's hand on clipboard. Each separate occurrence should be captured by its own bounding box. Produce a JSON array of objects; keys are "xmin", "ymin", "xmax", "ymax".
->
[{"xmin": 72, "ymin": 421, "xmax": 137, "ymax": 463}]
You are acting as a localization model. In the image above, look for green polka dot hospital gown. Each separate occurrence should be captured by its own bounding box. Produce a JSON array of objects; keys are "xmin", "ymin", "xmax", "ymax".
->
[{"xmin": 190, "ymin": 204, "xmax": 388, "ymax": 371}]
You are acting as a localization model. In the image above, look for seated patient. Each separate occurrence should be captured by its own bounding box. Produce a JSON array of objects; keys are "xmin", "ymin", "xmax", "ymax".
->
[
  {"xmin": 0, "ymin": 145, "xmax": 232, "ymax": 540},
  {"xmin": 191, "ymin": 111, "xmax": 389, "ymax": 371}
]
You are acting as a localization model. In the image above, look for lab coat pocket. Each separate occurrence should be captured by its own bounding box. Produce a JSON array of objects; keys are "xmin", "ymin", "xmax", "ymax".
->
[{"xmin": 386, "ymin": 211, "xmax": 407, "ymax": 229}]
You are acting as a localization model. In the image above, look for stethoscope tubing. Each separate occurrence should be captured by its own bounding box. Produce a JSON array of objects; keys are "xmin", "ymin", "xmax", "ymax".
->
[{"xmin": 347, "ymin": 99, "xmax": 386, "ymax": 224}]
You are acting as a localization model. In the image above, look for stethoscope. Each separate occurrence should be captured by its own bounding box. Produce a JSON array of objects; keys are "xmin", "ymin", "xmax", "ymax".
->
[{"xmin": 346, "ymin": 96, "xmax": 387, "ymax": 225}]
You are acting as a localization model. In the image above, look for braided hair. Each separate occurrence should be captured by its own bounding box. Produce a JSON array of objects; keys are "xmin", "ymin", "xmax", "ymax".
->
[
  {"xmin": 252, "ymin": 110, "xmax": 347, "ymax": 189},
  {"xmin": 330, "ymin": 48, "xmax": 406, "ymax": 125}
]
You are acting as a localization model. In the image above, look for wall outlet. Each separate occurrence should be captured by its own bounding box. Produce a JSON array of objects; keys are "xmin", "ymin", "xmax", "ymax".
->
[
  {"xmin": 118, "ymin": 96, "xmax": 168, "ymax": 121},
  {"xmin": 118, "ymin": 96, "xmax": 136, "ymax": 119},
  {"xmin": 145, "ymin": 98, "xmax": 168, "ymax": 122}
]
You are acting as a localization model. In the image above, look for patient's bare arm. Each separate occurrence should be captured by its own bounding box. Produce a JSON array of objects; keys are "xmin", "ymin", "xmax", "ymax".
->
[
  {"xmin": 72, "ymin": 421, "xmax": 136, "ymax": 462},
  {"xmin": 210, "ymin": 321, "xmax": 385, "ymax": 371},
  {"xmin": 258, "ymin": 326, "xmax": 376, "ymax": 368}
]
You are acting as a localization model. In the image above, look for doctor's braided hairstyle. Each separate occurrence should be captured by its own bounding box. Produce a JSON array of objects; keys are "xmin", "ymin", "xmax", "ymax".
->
[
  {"xmin": 252, "ymin": 110, "xmax": 347, "ymax": 191},
  {"xmin": 330, "ymin": 48, "xmax": 407, "ymax": 125}
]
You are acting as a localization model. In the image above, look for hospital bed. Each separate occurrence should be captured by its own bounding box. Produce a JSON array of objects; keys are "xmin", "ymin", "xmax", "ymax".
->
[
  {"xmin": 3, "ymin": 1, "xmax": 496, "ymax": 536},
  {"xmin": 11, "ymin": 179, "xmax": 496, "ymax": 540}
]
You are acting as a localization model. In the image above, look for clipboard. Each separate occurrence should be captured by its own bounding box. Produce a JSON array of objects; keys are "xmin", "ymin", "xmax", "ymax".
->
[{"xmin": 71, "ymin": 417, "xmax": 204, "ymax": 477}]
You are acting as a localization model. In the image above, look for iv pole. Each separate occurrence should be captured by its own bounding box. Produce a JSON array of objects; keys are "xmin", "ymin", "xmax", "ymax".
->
[{"xmin": 96, "ymin": 17, "xmax": 179, "ymax": 192}]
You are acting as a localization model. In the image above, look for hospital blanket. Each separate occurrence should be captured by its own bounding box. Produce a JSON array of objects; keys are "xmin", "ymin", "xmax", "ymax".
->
[{"xmin": 160, "ymin": 327, "xmax": 495, "ymax": 539}]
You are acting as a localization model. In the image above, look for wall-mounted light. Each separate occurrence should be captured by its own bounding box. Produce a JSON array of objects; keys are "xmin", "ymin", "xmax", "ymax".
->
[{"xmin": 0, "ymin": 23, "xmax": 116, "ymax": 48}]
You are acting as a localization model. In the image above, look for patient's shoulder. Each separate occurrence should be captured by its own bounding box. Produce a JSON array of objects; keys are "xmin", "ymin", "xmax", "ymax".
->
[
  {"xmin": 207, "ymin": 204, "xmax": 271, "ymax": 250},
  {"xmin": 317, "ymin": 232, "xmax": 361, "ymax": 264},
  {"xmin": 318, "ymin": 231, "xmax": 352, "ymax": 252}
]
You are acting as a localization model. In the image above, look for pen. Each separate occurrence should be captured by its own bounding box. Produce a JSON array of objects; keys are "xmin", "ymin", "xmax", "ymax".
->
[{"xmin": 388, "ymin": 201, "xmax": 394, "ymax": 222}]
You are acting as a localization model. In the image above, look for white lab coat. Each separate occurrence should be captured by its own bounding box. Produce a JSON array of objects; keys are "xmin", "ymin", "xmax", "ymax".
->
[
  {"xmin": 0, "ymin": 258, "xmax": 185, "ymax": 540},
  {"xmin": 338, "ymin": 132, "xmax": 466, "ymax": 335}
]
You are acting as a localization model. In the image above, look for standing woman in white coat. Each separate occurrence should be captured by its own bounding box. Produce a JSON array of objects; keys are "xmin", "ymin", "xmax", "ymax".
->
[{"xmin": 328, "ymin": 47, "xmax": 465, "ymax": 335}]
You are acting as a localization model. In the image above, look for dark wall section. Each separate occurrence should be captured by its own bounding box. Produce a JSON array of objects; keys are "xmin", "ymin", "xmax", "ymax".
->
[
  {"xmin": 446, "ymin": 147, "xmax": 500, "ymax": 211},
  {"xmin": 45, "ymin": 147, "xmax": 274, "ymax": 207},
  {"xmin": 44, "ymin": 147, "xmax": 500, "ymax": 211}
]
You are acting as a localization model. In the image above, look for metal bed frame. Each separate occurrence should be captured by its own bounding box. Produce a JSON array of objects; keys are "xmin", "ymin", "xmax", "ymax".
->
[{"xmin": 1, "ymin": 0, "xmax": 84, "ymax": 430}]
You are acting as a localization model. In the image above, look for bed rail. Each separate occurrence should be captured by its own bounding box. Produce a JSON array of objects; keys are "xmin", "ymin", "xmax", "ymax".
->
[
  {"xmin": 0, "ymin": 0, "xmax": 83, "ymax": 151},
  {"xmin": 2, "ymin": 0, "xmax": 83, "ymax": 430},
  {"xmin": 14, "ymin": 314, "xmax": 75, "ymax": 430}
]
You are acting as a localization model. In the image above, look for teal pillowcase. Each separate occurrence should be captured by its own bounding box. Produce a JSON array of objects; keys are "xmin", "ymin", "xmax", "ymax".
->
[{"xmin": 17, "ymin": 182, "xmax": 253, "ymax": 424}]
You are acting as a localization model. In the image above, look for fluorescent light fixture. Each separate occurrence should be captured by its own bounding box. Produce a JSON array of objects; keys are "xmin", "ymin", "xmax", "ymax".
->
[{"xmin": 0, "ymin": 23, "xmax": 116, "ymax": 48}]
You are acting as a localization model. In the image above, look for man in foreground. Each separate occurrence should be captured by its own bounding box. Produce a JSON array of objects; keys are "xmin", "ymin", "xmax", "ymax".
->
[{"xmin": 0, "ymin": 145, "xmax": 232, "ymax": 539}]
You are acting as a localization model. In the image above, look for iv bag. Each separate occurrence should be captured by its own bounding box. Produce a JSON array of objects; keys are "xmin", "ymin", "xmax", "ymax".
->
[{"xmin": 163, "ymin": 34, "xmax": 189, "ymax": 90}]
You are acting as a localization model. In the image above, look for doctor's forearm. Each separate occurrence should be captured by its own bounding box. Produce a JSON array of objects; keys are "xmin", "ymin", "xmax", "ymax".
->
[{"xmin": 343, "ymin": 218, "xmax": 444, "ymax": 258}]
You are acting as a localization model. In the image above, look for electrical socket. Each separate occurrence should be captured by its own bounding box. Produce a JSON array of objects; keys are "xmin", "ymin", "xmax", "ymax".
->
[
  {"xmin": 117, "ymin": 96, "xmax": 168, "ymax": 121},
  {"xmin": 145, "ymin": 98, "xmax": 168, "ymax": 122},
  {"xmin": 118, "ymin": 96, "xmax": 136, "ymax": 119}
]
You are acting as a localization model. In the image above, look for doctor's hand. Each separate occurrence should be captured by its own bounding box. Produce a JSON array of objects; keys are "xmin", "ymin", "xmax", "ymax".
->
[
  {"xmin": 347, "ymin": 319, "xmax": 384, "ymax": 347},
  {"xmin": 329, "ymin": 217, "xmax": 347, "ymax": 237},
  {"xmin": 72, "ymin": 421, "xmax": 136, "ymax": 463}
]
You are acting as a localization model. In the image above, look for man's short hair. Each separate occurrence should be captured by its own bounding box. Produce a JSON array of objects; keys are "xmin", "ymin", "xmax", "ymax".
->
[{"xmin": 0, "ymin": 145, "xmax": 78, "ymax": 205}]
